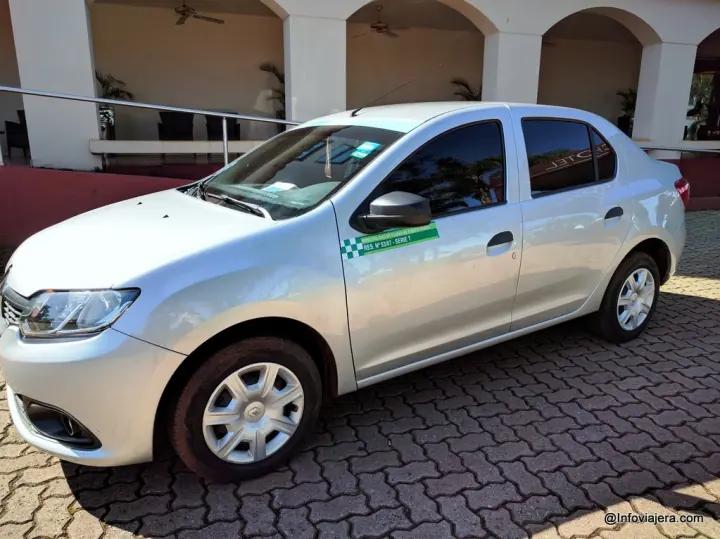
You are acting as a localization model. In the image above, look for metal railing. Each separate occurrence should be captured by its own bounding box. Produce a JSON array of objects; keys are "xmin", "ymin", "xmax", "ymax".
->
[
  {"xmin": 0, "ymin": 84, "xmax": 299, "ymax": 166},
  {"xmin": 2, "ymin": 84, "xmax": 718, "ymax": 167},
  {"xmin": 640, "ymin": 145, "xmax": 720, "ymax": 155}
]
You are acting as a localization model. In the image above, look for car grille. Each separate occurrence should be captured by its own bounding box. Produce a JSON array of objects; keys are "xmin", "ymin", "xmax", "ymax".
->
[{"xmin": 1, "ymin": 287, "xmax": 29, "ymax": 326}]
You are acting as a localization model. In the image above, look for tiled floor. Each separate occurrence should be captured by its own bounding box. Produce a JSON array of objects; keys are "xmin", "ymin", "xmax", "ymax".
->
[{"xmin": 0, "ymin": 211, "xmax": 718, "ymax": 538}]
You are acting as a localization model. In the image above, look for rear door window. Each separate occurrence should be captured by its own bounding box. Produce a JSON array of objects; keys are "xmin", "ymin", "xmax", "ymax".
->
[
  {"xmin": 522, "ymin": 119, "xmax": 617, "ymax": 197},
  {"xmin": 522, "ymin": 120, "xmax": 595, "ymax": 196}
]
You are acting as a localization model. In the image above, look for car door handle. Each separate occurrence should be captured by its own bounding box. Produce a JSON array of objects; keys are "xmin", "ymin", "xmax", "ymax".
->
[
  {"xmin": 604, "ymin": 206, "xmax": 624, "ymax": 220},
  {"xmin": 488, "ymin": 231, "xmax": 514, "ymax": 248}
]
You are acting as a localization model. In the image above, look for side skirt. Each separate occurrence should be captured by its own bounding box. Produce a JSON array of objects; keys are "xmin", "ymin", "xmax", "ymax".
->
[{"xmin": 356, "ymin": 308, "xmax": 593, "ymax": 389}]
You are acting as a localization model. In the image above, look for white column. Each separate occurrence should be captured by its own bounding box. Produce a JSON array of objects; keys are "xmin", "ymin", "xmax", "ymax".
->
[
  {"xmin": 9, "ymin": 0, "xmax": 101, "ymax": 170},
  {"xmin": 482, "ymin": 32, "xmax": 542, "ymax": 104},
  {"xmin": 633, "ymin": 42, "xmax": 697, "ymax": 153},
  {"xmin": 283, "ymin": 15, "xmax": 346, "ymax": 122}
]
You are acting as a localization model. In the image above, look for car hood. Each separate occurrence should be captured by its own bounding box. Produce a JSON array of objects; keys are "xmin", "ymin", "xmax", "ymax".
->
[{"xmin": 5, "ymin": 189, "xmax": 274, "ymax": 297}]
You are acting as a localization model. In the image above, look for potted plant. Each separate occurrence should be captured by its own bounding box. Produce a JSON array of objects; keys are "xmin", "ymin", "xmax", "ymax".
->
[
  {"xmin": 95, "ymin": 71, "xmax": 134, "ymax": 140},
  {"xmin": 451, "ymin": 78, "xmax": 482, "ymax": 101},
  {"xmin": 260, "ymin": 62, "xmax": 285, "ymax": 133},
  {"xmin": 616, "ymin": 88, "xmax": 636, "ymax": 136},
  {"xmin": 697, "ymin": 73, "xmax": 720, "ymax": 140}
]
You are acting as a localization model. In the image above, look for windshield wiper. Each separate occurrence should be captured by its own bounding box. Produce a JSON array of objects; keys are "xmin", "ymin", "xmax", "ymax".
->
[
  {"xmin": 197, "ymin": 177, "xmax": 213, "ymax": 199},
  {"xmin": 204, "ymin": 191, "xmax": 270, "ymax": 218}
]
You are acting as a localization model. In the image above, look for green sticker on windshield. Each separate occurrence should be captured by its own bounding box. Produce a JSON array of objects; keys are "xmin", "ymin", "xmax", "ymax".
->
[{"xmin": 341, "ymin": 223, "xmax": 439, "ymax": 260}]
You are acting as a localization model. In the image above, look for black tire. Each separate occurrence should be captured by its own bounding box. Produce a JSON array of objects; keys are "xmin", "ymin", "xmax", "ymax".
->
[
  {"xmin": 591, "ymin": 252, "xmax": 660, "ymax": 343},
  {"xmin": 169, "ymin": 337, "xmax": 322, "ymax": 482}
]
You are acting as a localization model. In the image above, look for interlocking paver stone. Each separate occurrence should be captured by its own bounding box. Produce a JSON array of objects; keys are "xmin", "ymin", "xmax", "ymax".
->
[
  {"xmin": 386, "ymin": 461, "xmax": 439, "ymax": 485},
  {"xmin": 238, "ymin": 494, "xmax": 275, "ymax": 536},
  {"xmin": 350, "ymin": 506, "xmax": 412, "ymax": 537},
  {"xmin": 66, "ymin": 510, "xmax": 104, "ymax": 539},
  {"xmin": 29, "ymin": 495, "xmax": 72, "ymax": 538},
  {"xmin": 395, "ymin": 483, "xmax": 441, "ymax": 524},
  {"xmin": 138, "ymin": 507, "xmax": 205, "ymax": 537},
  {"xmin": 323, "ymin": 460, "xmax": 358, "ymax": 496},
  {"xmin": 465, "ymin": 481, "xmax": 523, "ymax": 510},
  {"xmin": 205, "ymin": 483, "xmax": 240, "ymax": 521},
  {"xmin": 277, "ymin": 507, "xmax": 314, "ymax": 539},
  {"xmin": 436, "ymin": 495, "xmax": 488, "ymax": 538},
  {"xmin": 0, "ymin": 211, "xmax": 719, "ymax": 538},
  {"xmin": 391, "ymin": 520, "xmax": 453, "ymax": 539},
  {"xmin": 358, "ymin": 472, "xmax": 397, "ymax": 509},
  {"xmin": 104, "ymin": 495, "xmax": 171, "ymax": 524},
  {"xmin": 499, "ymin": 461, "xmax": 548, "ymax": 496},
  {"xmin": 309, "ymin": 494, "xmax": 370, "ymax": 523}
]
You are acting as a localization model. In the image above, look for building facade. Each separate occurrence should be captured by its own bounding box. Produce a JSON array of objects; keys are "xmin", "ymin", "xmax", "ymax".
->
[{"xmin": 0, "ymin": 0, "xmax": 719, "ymax": 170}]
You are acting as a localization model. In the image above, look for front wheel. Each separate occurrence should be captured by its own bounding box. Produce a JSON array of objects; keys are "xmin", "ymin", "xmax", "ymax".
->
[
  {"xmin": 591, "ymin": 252, "xmax": 660, "ymax": 343},
  {"xmin": 169, "ymin": 337, "xmax": 322, "ymax": 482}
]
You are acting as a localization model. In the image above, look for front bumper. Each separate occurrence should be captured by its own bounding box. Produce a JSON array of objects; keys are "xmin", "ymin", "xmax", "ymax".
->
[{"xmin": 0, "ymin": 326, "xmax": 185, "ymax": 466}]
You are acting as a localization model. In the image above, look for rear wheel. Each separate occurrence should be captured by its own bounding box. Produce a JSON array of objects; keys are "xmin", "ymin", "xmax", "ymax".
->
[
  {"xmin": 591, "ymin": 252, "xmax": 659, "ymax": 343},
  {"xmin": 169, "ymin": 337, "xmax": 322, "ymax": 481}
]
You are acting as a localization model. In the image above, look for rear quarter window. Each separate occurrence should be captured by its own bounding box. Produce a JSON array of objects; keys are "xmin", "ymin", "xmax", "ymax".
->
[{"xmin": 591, "ymin": 128, "xmax": 617, "ymax": 181}]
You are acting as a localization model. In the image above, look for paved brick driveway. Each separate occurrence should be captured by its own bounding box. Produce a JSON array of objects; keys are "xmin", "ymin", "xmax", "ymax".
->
[{"xmin": 0, "ymin": 211, "xmax": 719, "ymax": 538}]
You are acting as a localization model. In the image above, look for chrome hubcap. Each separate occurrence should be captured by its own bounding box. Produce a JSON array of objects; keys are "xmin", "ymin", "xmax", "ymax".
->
[
  {"xmin": 617, "ymin": 268, "xmax": 655, "ymax": 331},
  {"xmin": 202, "ymin": 362, "xmax": 304, "ymax": 464}
]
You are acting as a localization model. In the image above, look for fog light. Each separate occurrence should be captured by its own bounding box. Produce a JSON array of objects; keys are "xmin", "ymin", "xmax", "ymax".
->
[{"xmin": 19, "ymin": 396, "xmax": 100, "ymax": 449}]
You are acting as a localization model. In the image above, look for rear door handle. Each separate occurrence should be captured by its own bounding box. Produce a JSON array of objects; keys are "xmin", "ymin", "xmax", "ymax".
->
[
  {"xmin": 488, "ymin": 231, "xmax": 514, "ymax": 248},
  {"xmin": 604, "ymin": 206, "xmax": 624, "ymax": 220}
]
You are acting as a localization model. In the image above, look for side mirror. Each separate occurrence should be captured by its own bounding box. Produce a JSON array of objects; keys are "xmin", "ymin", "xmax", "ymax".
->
[{"xmin": 360, "ymin": 191, "xmax": 432, "ymax": 231}]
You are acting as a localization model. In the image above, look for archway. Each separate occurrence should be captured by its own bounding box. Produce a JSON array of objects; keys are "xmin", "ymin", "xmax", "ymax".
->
[
  {"xmin": 346, "ymin": 0, "xmax": 486, "ymax": 108},
  {"xmin": 686, "ymin": 28, "xmax": 720, "ymax": 140},
  {"xmin": 90, "ymin": 0, "xmax": 285, "ymax": 143},
  {"xmin": 538, "ymin": 9, "xmax": 654, "ymax": 135}
]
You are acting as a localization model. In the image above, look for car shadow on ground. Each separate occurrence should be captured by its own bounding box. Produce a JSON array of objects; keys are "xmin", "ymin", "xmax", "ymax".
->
[{"xmin": 59, "ymin": 287, "xmax": 720, "ymax": 537}]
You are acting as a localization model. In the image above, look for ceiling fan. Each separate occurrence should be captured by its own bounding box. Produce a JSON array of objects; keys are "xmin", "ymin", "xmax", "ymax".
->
[
  {"xmin": 369, "ymin": 5, "xmax": 399, "ymax": 38},
  {"xmin": 174, "ymin": 2, "xmax": 225, "ymax": 25}
]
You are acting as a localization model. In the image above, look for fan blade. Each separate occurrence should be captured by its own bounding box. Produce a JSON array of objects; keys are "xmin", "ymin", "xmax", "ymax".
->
[
  {"xmin": 384, "ymin": 29, "xmax": 400, "ymax": 38},
  {"xmin": 193, "ymin": 14, "xmax": 225, "ymax": 24},
  {"xmin": 176, "ymin": 14, "xmax": 189, "ymax": 25}
]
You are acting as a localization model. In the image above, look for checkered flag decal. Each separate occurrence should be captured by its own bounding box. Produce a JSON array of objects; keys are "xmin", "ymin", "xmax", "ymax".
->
[{"xmin": 341, "ymin": 238, "xmax": 364, "ymax": 259}]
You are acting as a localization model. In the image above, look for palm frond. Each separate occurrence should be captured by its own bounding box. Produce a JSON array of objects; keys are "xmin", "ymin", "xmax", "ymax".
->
[{"xmin": 451, "ymin": 78, "xmax": 482, "ymax": 101}]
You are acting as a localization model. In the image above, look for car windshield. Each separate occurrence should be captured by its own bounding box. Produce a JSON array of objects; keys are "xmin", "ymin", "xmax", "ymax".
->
[{"xmin": 202, "ymin": 125, "xmax": 403, "ymax": 219}]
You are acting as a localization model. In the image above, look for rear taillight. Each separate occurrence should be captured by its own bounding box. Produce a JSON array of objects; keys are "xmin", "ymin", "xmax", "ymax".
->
[{"xmin": 674, "ymin": 178, "xmax": 690, "ymax": 208}]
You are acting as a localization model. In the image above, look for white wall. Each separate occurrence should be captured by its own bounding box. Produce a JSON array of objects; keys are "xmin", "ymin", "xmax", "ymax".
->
[
  {"xmin": 0, "ymin": 0, "xmax": 22, "ymax": 157},
  {"xmin": 538, "ymin": 38, "xmax": 642, "ymax": 121},
  {"xmin": 347, "ymin": 23, "xmax": 484, "ymax": 107},
  {"xmin": 90, "ymin": 3, "xmax": 284, "ymax": 140}
]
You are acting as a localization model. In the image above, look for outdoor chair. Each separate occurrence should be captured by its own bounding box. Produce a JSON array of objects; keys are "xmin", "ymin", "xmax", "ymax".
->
[
  {"xmin": 158, "ymin": 111, "xmax": 194, "ymax": 141},
  {"xmin": 157, "ymin": 111, "xmax": 195, "ymax": 162},
  {"xmin": 5, "ymin": 109, "xmax": 29, "ymax": 159}
]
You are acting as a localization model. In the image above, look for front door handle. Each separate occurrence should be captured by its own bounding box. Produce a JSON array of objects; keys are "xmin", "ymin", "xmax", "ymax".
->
[
  {"xmin": 604, "ymin": 206, "xmax": 624, "ymax": 220},
  {"xmin": 488, "ymin": 231, "xmax": 514, "ymax": 248}
]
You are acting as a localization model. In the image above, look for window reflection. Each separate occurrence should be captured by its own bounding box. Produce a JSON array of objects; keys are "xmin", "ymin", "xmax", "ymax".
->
[
  {"xmin": 383, "ymin": 122, "xmax": 505, "ymax": 216},
  {"xmin": 523, "ymin": 120, "xmax": 595, "ymax": 195}
]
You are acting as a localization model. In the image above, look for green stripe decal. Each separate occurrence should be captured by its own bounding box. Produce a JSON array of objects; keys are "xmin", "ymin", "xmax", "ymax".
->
[{"xmin": 340, "ymin": 223, "xmax": 439, "ymax": 259}]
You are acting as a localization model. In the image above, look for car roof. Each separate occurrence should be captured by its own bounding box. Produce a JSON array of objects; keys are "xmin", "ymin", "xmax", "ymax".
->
[{"xmin": 302, "ymin": 102, "xmax": 592, "ymax": 133}]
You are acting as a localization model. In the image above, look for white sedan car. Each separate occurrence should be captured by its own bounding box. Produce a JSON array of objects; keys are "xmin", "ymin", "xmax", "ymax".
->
[{"xmin": 0, "ymin": 102, "xmax": 687, "ymax": 481}]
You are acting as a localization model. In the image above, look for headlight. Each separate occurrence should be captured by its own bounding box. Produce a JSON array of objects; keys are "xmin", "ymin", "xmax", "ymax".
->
[{"xmin": 20, "ymin": 289, "xmax": 140, "ymax": 338}]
